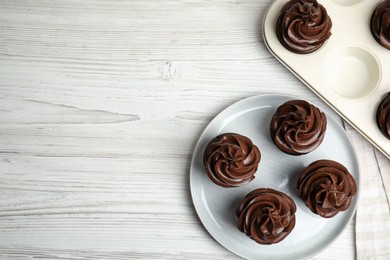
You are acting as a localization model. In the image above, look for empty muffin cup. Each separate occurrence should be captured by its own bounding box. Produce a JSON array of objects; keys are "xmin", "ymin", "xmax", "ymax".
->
[
  {"xmin": 330, "ymin": 0, "xmax": 365, "ymax": 6},
  {"xmin": 323, "ymin": 45, "xmax": 381, "ymax": 99}
]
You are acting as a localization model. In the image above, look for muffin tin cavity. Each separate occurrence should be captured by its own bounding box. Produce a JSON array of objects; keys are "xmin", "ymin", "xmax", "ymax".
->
[
  {"xmin": 331, "ymin": 0, "xmax": 365, "ymax": 6},
  {"xmin": 263, "ymin": 0, "xmax": 390, "ymax": 159},
  {"xmin": 323, "ymin": 46, "xmax": 381, "ymax": 99}
]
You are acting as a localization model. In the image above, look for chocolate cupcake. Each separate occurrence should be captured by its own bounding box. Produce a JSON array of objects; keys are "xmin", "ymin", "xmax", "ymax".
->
[
  {"xmin": 236, "ymin": 188, "xmax": 296, "ymax": 245},
  {"xmin": 297, "ymin": 160, "xmax": 357, "ymax": 218},
  {"xmin": 270, "ymin": 100, "xmax": 327, "ymax": 155},
  {"xmin": 276, "ymin": 0, "xmax": 332, "ymax": 54},
  {"xmin": 377, "ymin": 92, "xmax": 390, "ymax": 139},
  {"xmin": 203, "ymin": 133, "xmax": 261, "ymax": 188},
  {"xmin": 371, "ymin": 0, "xmax": 390, "ymax": 50}
]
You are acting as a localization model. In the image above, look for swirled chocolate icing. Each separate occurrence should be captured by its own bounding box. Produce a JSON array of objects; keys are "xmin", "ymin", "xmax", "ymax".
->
[
  {"xmin": 270, "ymin": 100, "xmax": 327, "ymax": 155},
  {"xmin": 297, "ymin": 160, "xmax": 357, "ymax": 218},
  {"xmin": 236, "ymin": 188, "xmax": 296, "ymax": 244},
  {"xmin": 371, "ymin": 0, "xmax": 390, "ymax": 50},
  {"xmin": 276, "ymin": 0, "xmax": 332, "ymax": 54},
  {"xmin": 203, "ymin": 133, "xmax": 261, "ymax": 188},
  {"xmin": 377, "ymin": 92, "xmax": 390, "ymax": 139}
]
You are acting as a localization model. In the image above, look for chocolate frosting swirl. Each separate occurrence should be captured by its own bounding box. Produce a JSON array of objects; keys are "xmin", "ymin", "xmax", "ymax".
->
[
  {"xmin": 297, "ymin": 160, "xmax": 357, "ymax": 218},
  {"xmin": 236, "ymin": 188, "xmax": 296, "ymax": 245},
  {"xmin": 270, "ymin": 100, "xmax": 327, "ymax": 155},
  {"xmin": 377, "ymin": 92, "xmax": 390, "ymax": 139},
  {"xmin": 276, "ymin": 0, "xmax": 332, "ymax": 54},
  {"xmin": 371, "ymin": 0, "xmax": 390, "ymax": 50},
  {"xmin": 203, "ymin": 133, "xmax": 261, "ymax": 188}
]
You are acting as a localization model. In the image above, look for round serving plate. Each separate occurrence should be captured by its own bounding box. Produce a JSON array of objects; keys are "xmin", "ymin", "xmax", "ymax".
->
[{"xmin": 190, "ymin": 94, "xmax": 360, "ymax": 260}]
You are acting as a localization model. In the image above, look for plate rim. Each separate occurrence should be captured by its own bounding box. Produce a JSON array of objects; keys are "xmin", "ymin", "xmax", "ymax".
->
[{"xmin": 189, "ymin": 93, "xmax": 361, "ymax": 260}]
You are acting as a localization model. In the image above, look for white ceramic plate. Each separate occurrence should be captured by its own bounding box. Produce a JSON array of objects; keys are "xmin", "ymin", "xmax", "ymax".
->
[
  {"xmin": 190, "ymin": 94, "xmax": 360, "ymax": 260},
  {"xmin": 263, "ymin": 0, "xmax": 390, "ymax": 159}
]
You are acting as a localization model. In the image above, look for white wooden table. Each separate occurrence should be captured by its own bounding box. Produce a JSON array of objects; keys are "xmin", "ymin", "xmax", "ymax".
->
[{"xmin": 0, "ymin": 0, "xmax": 387, "ymax": 259}]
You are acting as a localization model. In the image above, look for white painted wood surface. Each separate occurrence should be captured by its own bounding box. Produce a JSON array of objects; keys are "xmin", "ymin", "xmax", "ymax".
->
[{"xmin": 0, "ymin": 0, "xmax": 387, "ymax": 259}]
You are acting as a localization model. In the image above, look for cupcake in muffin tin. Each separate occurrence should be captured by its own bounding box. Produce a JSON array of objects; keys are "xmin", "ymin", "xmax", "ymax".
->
[{"xmin": 263, "ymin": 0, "xmax": 390, "ymax": 159}]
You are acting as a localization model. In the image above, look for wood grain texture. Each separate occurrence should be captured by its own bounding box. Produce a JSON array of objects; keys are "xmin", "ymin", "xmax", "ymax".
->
[{"xmin": 0, "ymin": 0, "xmax": 381, "ymax": 259}]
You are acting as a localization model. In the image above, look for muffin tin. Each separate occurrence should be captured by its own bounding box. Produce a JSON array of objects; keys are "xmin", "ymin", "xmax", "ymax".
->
[{"xmin": 263, "ymin": 0, "xmax": 390, "ymax": 159}]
